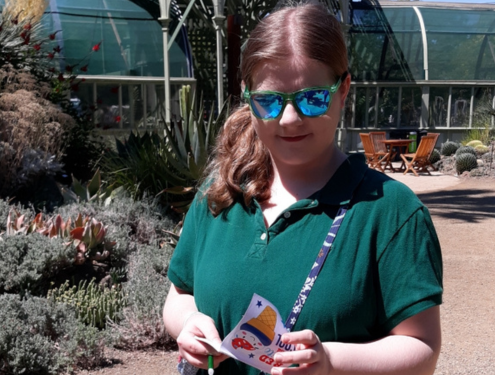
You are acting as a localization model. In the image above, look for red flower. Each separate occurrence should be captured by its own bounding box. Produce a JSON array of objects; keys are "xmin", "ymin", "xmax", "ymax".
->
[
  {"xmin": 23, "ymin": 35, "xmax": 30, "ymax": 45},
  {"xmin": 65, "ymin": 65, "xmax": 73, "ymax": 73},
  {"xmin": 47, "ymin": 52, "xmax": 54, "ymax": 60},
  {"xmin": 48, "ymin": 67, "xmax": 56, "ymax": 73},
  {"xmin": 12, "ymin": 18, "xmax": 18, "ymax": 25},
  {"xmin": 53, "ymin": 45, "xmax": 61, "ymax": 53},
  {"xmin": 20, "ymin": 31, "xmax": 28, "ymax": 39},
  {"xmin": 33, "ymin": 44, "xmax": 42, "ymax": 51},
  {"xmin": 81, "ymin": 78, "xmax": 86, "ymax": 82},
  {"xmin": 23, "ymin": 24, "xmax": 32, "ymax": 30},
  {"xmin": 110, "ymin": 86, "xmax": 119, "ymax": 94},
  {"xmin": 115, "ymin": 116, "xmax": 121, "ymax": 123},
  {"xmin": 92, "ymin": 41, "xmax": 102, "ymax": 52},
  {"xmin": 57, "ymin": 73, "xmax": 65, "ymax": 82},
  {"xmin": 80, "ymin": 64, "xmax": 88, "ymax": 72}
]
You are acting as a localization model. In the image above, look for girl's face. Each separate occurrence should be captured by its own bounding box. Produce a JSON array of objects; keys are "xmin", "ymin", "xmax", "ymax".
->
[{"xmin": 248, "ymin": 56, "xmax": 349, "ymax": 170}]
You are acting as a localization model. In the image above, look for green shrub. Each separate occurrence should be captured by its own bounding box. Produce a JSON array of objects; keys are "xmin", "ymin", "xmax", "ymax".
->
[
  {"xmin": 109, "ymin": 244, "xmax": 175, "ymax": 350},
  {"xmin": 47, "ymin": 278, "xmax": 126, "ymax": 329},
  {"xmin": 0, "ymin": 234, "xmax": 74, "ymax": 295},
  {"xmin": 441, "ymin": 141, "xmax": 460, "ymax": 156},
  {"xmin": 0, "ymin": 294, "xmax": 104, "ymax": 374},
  {"xmin": 456, "ymin": 153, "xmax": 478, "ymax": 174},
  {"xmin": 429, "ymin": 149, "xmax": 441, "ymax": 164},
  {"xmin": 455, "ymin": 146, "xmax": 477, "ymax": 157}
]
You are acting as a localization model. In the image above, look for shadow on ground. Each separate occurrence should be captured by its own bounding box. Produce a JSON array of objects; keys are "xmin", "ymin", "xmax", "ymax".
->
[{"xmin": 417, "ymin": 188, "xmax": 495, "ymax": 223}]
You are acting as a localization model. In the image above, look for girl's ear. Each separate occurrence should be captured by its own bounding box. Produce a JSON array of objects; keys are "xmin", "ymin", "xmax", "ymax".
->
[{"xmin": 340, "ymin": 73, "xmax": 351, "ymax": 108}]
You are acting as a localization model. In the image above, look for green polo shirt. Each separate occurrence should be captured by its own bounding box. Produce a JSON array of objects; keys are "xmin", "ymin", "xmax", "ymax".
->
[{"xmin": 168, "ymin": 153, "xmax": 443, "ymax": 375}]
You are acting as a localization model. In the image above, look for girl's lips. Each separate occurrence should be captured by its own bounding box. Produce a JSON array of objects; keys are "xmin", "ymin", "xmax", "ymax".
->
[{"xmin": 279, "ymin": 135, "xmax": 308, "ymax": 142}]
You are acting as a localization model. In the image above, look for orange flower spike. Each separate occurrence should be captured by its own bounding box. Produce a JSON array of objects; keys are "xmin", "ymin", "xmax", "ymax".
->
[
  {"xmin": 92, "ymin": 41, "xmax": 102, "ymax": 52},
  {"xmin": 49, "ymin": 30, "xmax": 61, "ymax": 40}
]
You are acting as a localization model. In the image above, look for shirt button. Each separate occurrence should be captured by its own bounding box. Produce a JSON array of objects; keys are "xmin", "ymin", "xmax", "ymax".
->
[
  {"xmin": 283, "ymin": 212, "xmax": 291, "ymax": 218},
  {"xmin": 260, "ymin": 233, "xmax": 267, "ymax": 240}
]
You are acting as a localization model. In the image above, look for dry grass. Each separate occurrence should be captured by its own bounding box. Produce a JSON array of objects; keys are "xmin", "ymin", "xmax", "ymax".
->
[{"xmin": 2, "ymin": 0, "xmax": 48, "ymax": 23}]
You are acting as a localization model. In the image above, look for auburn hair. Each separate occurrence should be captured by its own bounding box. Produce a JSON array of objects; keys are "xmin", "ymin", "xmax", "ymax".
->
[{"xmin": 202, "ymin": 1, "xmax": 349, "ymax": 216}]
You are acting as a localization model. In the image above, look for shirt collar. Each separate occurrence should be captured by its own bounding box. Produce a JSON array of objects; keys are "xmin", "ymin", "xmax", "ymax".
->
[{"xmin": 309, "ymin": 153, "xmax": 368, "ymax": 206}]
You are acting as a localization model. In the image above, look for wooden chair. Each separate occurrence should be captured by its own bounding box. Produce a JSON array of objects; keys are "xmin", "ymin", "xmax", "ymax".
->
[
  {"xmin": 400, "ymin": 135, "xmax": 438, "ymax": 176},
  {"xmin": 359, "ymin": 133, "xmax": 390, "ymax": 172},
  {"xmin": 369, "ymin": 131, "xmax": 393, "ymax": 172},
  {"xmin": 426, "ymin": 133, "xmax": 440, "ymax": 170}
]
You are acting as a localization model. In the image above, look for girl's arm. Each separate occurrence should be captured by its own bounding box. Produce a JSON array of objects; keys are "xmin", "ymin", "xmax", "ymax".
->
[
  {"xmin": 163, "ymin": 284, "xmax": 229, "ymax": 369},
  {"xmin": 271, "ymin": 305, "xmax": 441, "ymax": 375}
]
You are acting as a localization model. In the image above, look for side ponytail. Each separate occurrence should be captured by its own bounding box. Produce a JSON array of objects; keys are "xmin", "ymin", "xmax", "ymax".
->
[{"xmin": 203, "ymin": 105, "xmax": 272, "ymax": 216}]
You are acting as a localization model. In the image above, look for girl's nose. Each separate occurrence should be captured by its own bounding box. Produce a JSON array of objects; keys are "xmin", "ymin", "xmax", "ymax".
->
[{"xmin": 279, "ymin": 102, "xmax": 302, "ymax": 127}]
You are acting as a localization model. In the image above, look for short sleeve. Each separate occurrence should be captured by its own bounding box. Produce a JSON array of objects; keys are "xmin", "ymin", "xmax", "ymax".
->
[
  {"xmin": 167, "ymin": 194, "xmax": 205, "ymax": 294},
  {"xmin": 376, "ymin": 206, "xmax": 443, "ymax": 333}
]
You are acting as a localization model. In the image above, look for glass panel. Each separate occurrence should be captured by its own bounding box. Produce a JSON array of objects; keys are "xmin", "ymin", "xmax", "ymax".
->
[
  {"xmin": 144, "ymin": 84, "xmax": 165, "ymax": 129},
  {"xmin": 399, "ymin": 87, "xmax": 421, "ymax": 127},
  {"xmin": 450, "ymin": 88, "xmax": 471, "ymax": 127},
  {"xmin": 429, "ymin": 87, "xmax": 450, "ymax": 127},
  {"xmin": 354, "ymin": 87, "xmax": 371, "ymax": 127},
  {"xmin": 40, "ymin": 0, "xmax": 191, "ymax": 77},
  {"xmin": 472, "ymin": 87, "xmax": 494, "ymax": 128},
  {"xmin": 378, "ymin": 87, "xmax": 400, "ymax": 127},
  {"xmin": 421, "ymin": 8, "xmax": 495, "ymax": 80},
  {"xmin": 95, "ymin": 84, "xmax": 120, "ymax": 130}
]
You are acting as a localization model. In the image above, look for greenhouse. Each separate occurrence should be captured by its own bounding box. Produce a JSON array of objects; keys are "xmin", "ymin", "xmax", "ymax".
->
[
  {"xmin": 1, "ymin": 0, "xmax": 494, "ymax": 149},
  {"xmin": 341, "ymin": 0, "xmax": 495, "ymax": 151}
]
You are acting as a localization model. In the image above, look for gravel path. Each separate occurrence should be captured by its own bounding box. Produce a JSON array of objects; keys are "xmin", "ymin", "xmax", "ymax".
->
[{"xmin": 77, "ymin": 178, "xmax": 495, "ymax": 375}]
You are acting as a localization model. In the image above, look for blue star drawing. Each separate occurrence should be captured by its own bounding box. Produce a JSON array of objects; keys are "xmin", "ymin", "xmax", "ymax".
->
[
  {"xmin": 249, "ymin": 353, "xmax": 255, "ymax": 358},
  {"xmin": 256, "ymin": 300, "xmax": 263, "ymax": 308}
]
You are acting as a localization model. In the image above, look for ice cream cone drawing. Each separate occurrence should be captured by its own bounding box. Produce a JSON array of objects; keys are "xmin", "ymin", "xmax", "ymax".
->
[{"xmin": 232, "ymin": 305, "xmax": 277, "ymax": 352}]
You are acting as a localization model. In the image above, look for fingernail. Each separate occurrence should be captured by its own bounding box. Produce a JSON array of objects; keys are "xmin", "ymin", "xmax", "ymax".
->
[{"xmin": 271, "ymin": 368, "xmax": 281, "ymax": 375}]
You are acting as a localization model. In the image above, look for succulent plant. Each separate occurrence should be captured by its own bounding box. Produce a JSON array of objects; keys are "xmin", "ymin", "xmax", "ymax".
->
[
  {"xmin": 455, "ymin": 146, "xmax": 477, "ymax": 157},
  {"xmin": 466, "ymin": 140, "xmax": 483, "ymax": 148},
  {"xmin": 58, "ymin": 169, "xmax": 123, "ymax": 206},
  {"xmin": 429, "ymin": 149, "xmax": 441, "ymax": 164},
  {"xmin": 4, "ymin": 210, "xmax": 115, "ymax": 265},
  {"xmin": 456, "ymin": 153, "xmax": 478, "ymax": 174},
  {"xmin": 474, "ymin": 144, "xmax": 489, "ymax": 155},
  {"xmin": 441, "ymin": 141, "xmax": 460, "ymax": 156},
  {"xmin": 47, "ymin": 278, "xmax": 126, "ymax": 328}
]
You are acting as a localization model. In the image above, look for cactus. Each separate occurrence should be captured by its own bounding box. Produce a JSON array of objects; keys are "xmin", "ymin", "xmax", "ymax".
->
[
  {"xmin": 466, "ymin": 140, "xmax": 483, "ymax": 148},
  {"xmin": 474, "ymin": 144, "xmax": 489, "ymax": 155},
  {"xmin": 441, "ymin": 141, "xmax": 460, "ymax": 156},
  {"xmin": 47, "ymin": 278, "xmax": 126, "ymax": 328},
  {"xmin": 455, "ymin": 153, "xmax": 478, "ymax": 174},
  {"xmin": 455, "ymin": 146, "xmax": 477, "ymax": 157},
  {"xmin": 429, "ymin": 149, "xmax": 441, "ymax": 164}
]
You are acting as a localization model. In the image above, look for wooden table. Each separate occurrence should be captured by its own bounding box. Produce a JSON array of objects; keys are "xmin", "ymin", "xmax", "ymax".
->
[{"xmin": 379, "ymin": 139, "xmax": 414, "ymax": 172}]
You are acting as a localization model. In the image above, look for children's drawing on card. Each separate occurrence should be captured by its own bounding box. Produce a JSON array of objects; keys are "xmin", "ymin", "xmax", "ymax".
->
[{"xmin": 195, "ymin": 294, "xmax": 295, "ymax": 373}]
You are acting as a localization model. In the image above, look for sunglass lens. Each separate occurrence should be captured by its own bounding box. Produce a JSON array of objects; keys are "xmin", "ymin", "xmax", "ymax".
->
[
  {"xmin": 251, "ymin": 93, "xmax": 283, "ymax": 119},
  {"xmin": 295, "ymin": 89, "xmax": 330, "ymax": 117}
]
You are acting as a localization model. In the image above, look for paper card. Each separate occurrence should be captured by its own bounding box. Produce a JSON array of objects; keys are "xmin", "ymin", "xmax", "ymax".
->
[{"xmin": 196, "ymin": 294, "xmax": 295, "ymax": 373}]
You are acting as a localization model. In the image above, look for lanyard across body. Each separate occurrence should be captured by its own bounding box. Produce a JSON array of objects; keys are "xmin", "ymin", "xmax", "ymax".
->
[{"xmin": 284, "ymin": 203, "xmax": 349, "ymax": 331}]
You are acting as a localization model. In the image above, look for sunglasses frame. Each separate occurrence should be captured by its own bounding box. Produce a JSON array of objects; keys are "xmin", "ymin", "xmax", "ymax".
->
[{"xmin": 243, "ymin": 77, "xmax": 342, "ymax": 121}]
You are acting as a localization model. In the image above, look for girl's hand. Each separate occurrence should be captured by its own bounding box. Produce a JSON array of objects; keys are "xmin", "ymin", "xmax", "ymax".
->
[
  {"xmin": 176, "ymin": 312, "xmax": 229, "ymax": 369},
  {"xmin": 271, "ymin": 330, "xmax": 331, "ymax": 375}
]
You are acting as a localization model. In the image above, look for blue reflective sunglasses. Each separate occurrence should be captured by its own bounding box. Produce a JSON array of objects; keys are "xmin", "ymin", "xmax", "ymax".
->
[{"xmin": 243, "ymin": 77, "xmax": 342, "ymax": 120}]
